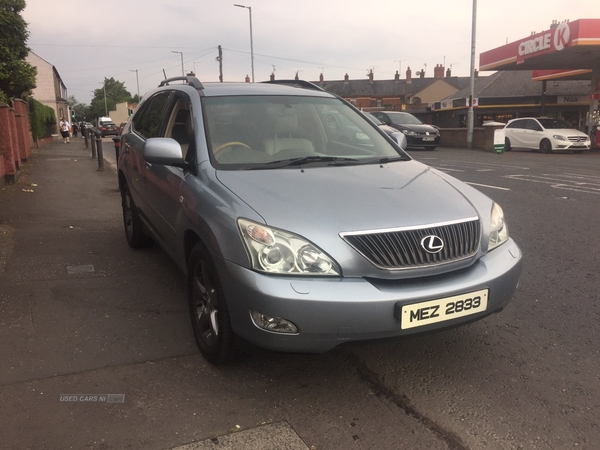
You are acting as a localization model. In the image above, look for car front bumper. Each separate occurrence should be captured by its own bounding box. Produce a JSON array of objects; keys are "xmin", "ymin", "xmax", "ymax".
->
[
  {"xmin": 215, "ymin": 238, "xmax": 522, "ymax": 353},
  {"xmin": 406, "ymin": 135, "xmax": 440, "ymax": 147}
]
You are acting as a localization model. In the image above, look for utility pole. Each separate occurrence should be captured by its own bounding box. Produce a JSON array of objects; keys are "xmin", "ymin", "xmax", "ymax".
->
[{"xmin": 217, "ymin": 45, "xmax": 223, "ymax": 82}]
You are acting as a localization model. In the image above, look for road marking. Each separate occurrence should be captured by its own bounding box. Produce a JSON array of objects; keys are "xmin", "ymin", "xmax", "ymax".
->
[
  {"xmin": 476, "ymin": 169, "xmax": 494, "ymax": 172},
  {"xmin": 504, "ymin": 174, "xmax": 600, "ymax": 195},
  {"xmin": 465, "ymin": 182, "xmax": 511, "ymax": 191},
  {"xmin": 430, "ymin": 166, "xmax": 465, "ymax": 172}
]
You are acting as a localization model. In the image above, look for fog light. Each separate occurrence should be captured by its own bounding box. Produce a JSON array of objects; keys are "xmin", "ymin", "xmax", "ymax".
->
[{"xmin": 250, "ymin": 310, "xmax": 298, "ymax": 334}]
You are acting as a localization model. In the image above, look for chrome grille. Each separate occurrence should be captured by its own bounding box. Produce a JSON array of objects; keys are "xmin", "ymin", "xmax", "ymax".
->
[
  {"xmin": 568, "ymin": 136, "xmax": 586, "ymax": 142},
  {"xmin": 341, "ymin": 218, "xmax": 481, "ymax": 270}
]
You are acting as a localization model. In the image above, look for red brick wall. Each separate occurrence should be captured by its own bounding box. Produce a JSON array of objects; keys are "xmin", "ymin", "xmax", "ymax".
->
[
  {"xmin": 0, "ymin": 103, "xmax": 28, "ymax": 183},
  {"xmin": 13, "ymin": 99, "xmax": 32, "ymax": 161}
]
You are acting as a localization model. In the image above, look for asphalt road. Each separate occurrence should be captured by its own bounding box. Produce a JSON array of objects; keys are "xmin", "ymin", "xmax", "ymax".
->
[{"xmin": 1, "ymin": 140, "xmax": 598, "ymax": 450}]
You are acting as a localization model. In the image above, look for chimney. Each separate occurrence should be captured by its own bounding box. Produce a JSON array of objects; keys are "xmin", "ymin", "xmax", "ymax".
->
[
  {"xmin": 419, "ymin": 70, "xmax": 425, "ymax": 79},
  {"xmin": 245, "ymin": 75, "xmax": 250, "ymax": 83},
  {"xmin": 295, "ymin": 71, "xmax": 299, "ymax": 80},
  {"xmin": 368, "ymin": 69, "xmax": 373, "ymax": 82},
  {"xmin": 394, "ymin": 70, "xmax": 400, "ymax": 82},
  {"xmin": 406, "ymin": 66, "xmax": 412, "ymax": 84},
  {"xmin": 319, "ymin": 73, "xmax": 324, "ymax": 83},
  {"xmin": 434, "ymin": 64, "xmax": 444, "ymax": 79},
  {"xmin": 446, "ymin": 67, "xmax": 451, "ymax": 78},
  {"xmin": 344, "ymin": 73, "xmax": 349, "ymax": 83},
  {"xmin": 270, "ymin": 72, "xmax": 275, "ymax": 81}
]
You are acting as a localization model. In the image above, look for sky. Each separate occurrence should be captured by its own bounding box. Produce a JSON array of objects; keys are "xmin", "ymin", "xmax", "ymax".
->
[{"xmin": 22, "ymin": 0, "xmax": 600, "ymax": 104}]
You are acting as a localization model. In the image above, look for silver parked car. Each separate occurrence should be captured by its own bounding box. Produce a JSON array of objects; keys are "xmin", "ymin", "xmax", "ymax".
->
[
  {"xmin": 503, "ymin": 117, "xmax": 590, "ymax": 153},
  {"xmin": 118, "ymin": 77, "xmax": 522, "ymax": 364}
]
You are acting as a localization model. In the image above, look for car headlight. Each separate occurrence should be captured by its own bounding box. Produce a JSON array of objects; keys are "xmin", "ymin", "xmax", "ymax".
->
[
  {"xmin": 401, "ymin": 129, "xmax": 416, "ymax": 135},
  {"xmin": 489, "ymin": 203, "xmax": 509, "ymax": 251},
  {"xmin": 238, "ymin": 218, "xmax": 341, "ymax": 275},
  {"xmin": 552, "ymin": 134, "xmax": 567, "ymax": 141}
]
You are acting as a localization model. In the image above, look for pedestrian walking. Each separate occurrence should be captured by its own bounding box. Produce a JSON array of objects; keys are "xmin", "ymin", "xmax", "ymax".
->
[
  {"xmin": 72, "ymin": 122, "xmax": 79, "ymax": 138},
  {"xmin": 59, "ymin": 118, "xmax": 71, "ymax": 144}
]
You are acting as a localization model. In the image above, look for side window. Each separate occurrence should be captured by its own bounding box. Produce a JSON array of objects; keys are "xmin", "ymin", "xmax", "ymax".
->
[
  {"xmin": 164, "ymin": 94, "xmax": 195, "ymax": 162},
  {"xmin": 525, "ymin": 119, "xmax": 542, "ymax": 131},
  {"xmin": 133, "ymin": 92, "xmax": 171, "ymax": 139},
  {"xmin": 373, "ymin": 112, "xmax": 386, "ymax": 123},
  {"xmin": 508, "ymin": 119, "xmax": 525, "ymax": 129}
]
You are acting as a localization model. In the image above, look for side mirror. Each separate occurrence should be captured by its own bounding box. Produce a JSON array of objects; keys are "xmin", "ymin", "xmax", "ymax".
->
[{"xmin": 144, "ymin": 138, "xmax": 187, "ymax": 167}]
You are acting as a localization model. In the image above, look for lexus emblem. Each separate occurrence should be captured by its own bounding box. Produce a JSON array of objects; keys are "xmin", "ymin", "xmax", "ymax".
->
[{"xmin": 421, "ymin": 235, "xmax": 444, "ymax": 254}]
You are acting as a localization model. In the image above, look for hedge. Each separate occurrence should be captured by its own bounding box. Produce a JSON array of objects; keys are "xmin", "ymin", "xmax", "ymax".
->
[{"xmin": 28, "ymin": 97, "xmax": 56, "ymax": 141}]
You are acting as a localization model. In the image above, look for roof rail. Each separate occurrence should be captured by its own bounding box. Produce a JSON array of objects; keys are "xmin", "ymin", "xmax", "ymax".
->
[
  {"xmin": 159, "ymin": 76, "xmax": 204, "ymax": 90},
  {"xmin": 261, "ymin": 79, "xmax": 324, "ymax": 92}
]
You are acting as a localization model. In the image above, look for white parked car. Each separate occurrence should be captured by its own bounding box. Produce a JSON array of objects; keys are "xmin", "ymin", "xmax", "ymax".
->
[{"xmin": 503, "ymin": 117, "xmax": 590, "ymax": 153}]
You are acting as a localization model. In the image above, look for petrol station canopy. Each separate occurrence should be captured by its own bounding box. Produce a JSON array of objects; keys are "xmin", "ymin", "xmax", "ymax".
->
[{"xmin": 479, "ymin": 19, "xmax": 600, "ymax": 83}]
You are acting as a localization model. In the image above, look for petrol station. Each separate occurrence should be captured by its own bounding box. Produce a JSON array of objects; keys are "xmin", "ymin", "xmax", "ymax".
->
[{"xmin": 479, "ymin": 19, "xmax": 600, "ymax": 145}]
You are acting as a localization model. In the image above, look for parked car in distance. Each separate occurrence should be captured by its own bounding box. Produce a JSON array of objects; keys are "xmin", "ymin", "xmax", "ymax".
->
[
  {"xmin": 80, "ymin": 122, "xmax": 94, "ymax": 133},
  {"xmin": 503, "ymin": 117, "xmax": 591, "ymax": 153},
  {"xmin": 100, "ymin": 122, "xmax": 119, "ymax": 137},
  {"xmin": 118, "ymin": 121, "xmax": 128, "ymax": 135},
  {"xmin": 118, "ymin": 77, "xmax": 522, "ymax": 364},
  {"xmin": 365, "ymin": 113, "xmax": 408, "ymax": 149},
  {"xmin": 369, "ymin": 111, "xmax": 440, "ymax": 150}
]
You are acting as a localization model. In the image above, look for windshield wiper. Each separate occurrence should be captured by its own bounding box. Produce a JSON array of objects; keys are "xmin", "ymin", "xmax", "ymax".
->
[
  {"xmin": 264, "ymin": 155, "xmax": 359, "ymax": 168},
  {"xmin": 364, "ymin": 155, "xmax": 409, "ymax": 164}
]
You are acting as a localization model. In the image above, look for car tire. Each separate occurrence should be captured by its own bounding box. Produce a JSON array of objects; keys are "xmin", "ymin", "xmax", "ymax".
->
[
  {"xmin": 504, "ymin": 137, "xmax": 512, "ymax": 151},
  {"xmin": 121, "ymin": 183, "xmax": 153, "ymax": 248},
  {"xmin": 187, "ymin": 242, "xmax": 239, "ymax": 365},
  {"xmin": 425, "ymin": 146, "xmax": 437, "ymax": 151},
  {"xmin": 540, "ymin": 139, "xmax": 552, "ymax": 154}
]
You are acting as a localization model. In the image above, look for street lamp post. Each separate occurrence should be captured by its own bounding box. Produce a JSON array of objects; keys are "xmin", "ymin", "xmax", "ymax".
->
[
  {"xmin": 467, "ymin": 0, "xmax": 477, "ymax": 149},
  {"xmin": 234, "ymin": 4, "xmax": 254, "ymax": 82},
  {"xmin": 100, "ymin": 80, "xmax": 108, "ymax": 116},
  {"xmin": 193, "ymin": 61, "xmax": 201, "ymax": 77},
  {"xmin": 171, "ymin": 51, "xmax": 184, "ymax": 77},
  {"xmin": 129, "ymin": 69, "xmax": 140, "ymax": 100}
]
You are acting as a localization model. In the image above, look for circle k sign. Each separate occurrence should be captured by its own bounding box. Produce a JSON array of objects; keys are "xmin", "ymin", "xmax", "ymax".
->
[{"xmin": 554, "ymin": 22, "xmax": 571, "ymax": 51}]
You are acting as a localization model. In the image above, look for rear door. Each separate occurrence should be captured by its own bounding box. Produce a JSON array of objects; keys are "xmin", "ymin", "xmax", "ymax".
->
[
  {"xmin": 123, "ymin": 91, "xmax": 171, "ymax": 225},
  {"xmin": 524, "ymin": 119, "xmax": 544, "ymax": 149},
  {"xmin": 143, "ymin": 92, "xmax": 197, "ymax": 251},
  {"xmin": 506, "ymin": 119, "xmax": 527, "ymax": 148}
]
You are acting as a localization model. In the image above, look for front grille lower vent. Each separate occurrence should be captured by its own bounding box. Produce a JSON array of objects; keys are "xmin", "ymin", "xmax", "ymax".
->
[{"xmin": 341, "ymin": 218, "xmax": 481, "ymax": 270}]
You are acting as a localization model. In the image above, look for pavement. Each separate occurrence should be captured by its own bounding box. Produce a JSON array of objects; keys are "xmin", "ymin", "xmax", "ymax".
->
[{"xmin": 0, "ymin": 136, "xmax": 311, "ymax": 450}]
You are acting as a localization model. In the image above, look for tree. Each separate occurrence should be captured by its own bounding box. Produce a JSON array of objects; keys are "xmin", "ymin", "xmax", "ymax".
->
[
  {"xmin": 67, "ymin": 95, "xmax": 88, "ymax": 122},
  {"xmin": 0, "ymin": 0, "xmax": 36, "ymax": 101},
  {"xmin": 88, "ymin": 77, "xmax": 133, "ymax": 119}
]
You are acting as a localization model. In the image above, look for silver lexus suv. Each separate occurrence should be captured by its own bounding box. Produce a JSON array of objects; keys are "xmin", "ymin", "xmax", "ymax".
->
[{"xmin": 118, "ymin": 76, "xmax": 522, "ymax": 364}]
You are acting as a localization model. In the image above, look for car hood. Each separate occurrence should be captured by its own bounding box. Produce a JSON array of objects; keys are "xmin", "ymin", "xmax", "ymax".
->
[
  {"xmin": 216, "ymin": 160, "xmax": 477, "ymax": 232},
  {"xmin": 547, "ymin": 128, "xmax": 589, "ymax": 137},
  {"xmin": 215, "ymin": 160, "xmax": 487, "ymax": 278},
  {"xmin": 392, "ymin": 123, "xmax": 438, "ymax": 134}
]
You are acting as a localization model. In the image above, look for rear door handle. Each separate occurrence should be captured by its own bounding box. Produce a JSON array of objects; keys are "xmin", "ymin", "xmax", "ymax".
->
[{"xmin": 145, "ymin": 161, "xmax": 153, "ymax": 169}]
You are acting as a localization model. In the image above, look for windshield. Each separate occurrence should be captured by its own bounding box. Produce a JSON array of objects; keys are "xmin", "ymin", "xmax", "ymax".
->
[
  {"xmin": 388, "ymin": 113, "xmax": 423, "ymax": 125},
  {"xmin": 537, "ymin": 118, "xmax": 574, "ymax": 130},
  {"xmin": 365, "ymin": 113, "xmax": 384, "ymax": 125},
  {"xmin": 203, "ymin": 95, "xmax": 408, "ymax": 168}
]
